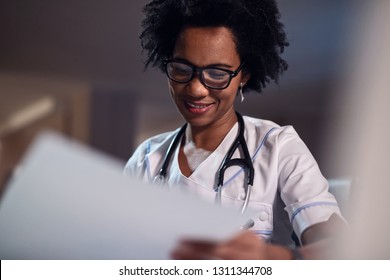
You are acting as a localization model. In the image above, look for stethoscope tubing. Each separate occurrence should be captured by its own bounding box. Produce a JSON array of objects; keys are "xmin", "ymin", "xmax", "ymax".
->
[{"xmin": 154, "ymin": 112, "xmax": 254, "ymax": 214}]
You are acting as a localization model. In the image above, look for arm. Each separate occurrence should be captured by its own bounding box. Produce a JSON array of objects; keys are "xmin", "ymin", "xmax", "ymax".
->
[{"xmin": 297, "ymin": 213, "xmax": 347, "ymax": 259}]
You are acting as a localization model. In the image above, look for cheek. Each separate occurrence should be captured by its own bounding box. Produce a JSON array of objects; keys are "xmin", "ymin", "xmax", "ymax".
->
[
  {"xmin": 168, "ymin": 81, "xmax": 187, "ymax": 102},
  {"xmin": 168, "ymin": 80, "xmax": 181, "ymax": 101},
  {"xmin": 221, "ymin": 84, "xmax": 240, "ymax": 100}
]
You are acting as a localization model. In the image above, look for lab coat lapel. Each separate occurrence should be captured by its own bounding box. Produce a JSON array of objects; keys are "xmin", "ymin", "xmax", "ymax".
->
[{"xmin": 188, "ymin": 123, "xmax": 241, "ymax": 189}]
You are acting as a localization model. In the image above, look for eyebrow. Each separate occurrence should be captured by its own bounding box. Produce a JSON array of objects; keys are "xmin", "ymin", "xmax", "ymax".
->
[{"xmin": 171, "ymin": 57, "xmax": 234, "ymax": 69}]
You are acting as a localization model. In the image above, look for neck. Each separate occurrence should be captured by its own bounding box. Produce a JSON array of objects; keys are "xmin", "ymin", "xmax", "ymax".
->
[{"xmin": 188, "ymin": 112, "xmax": 238, "ymax": 151}]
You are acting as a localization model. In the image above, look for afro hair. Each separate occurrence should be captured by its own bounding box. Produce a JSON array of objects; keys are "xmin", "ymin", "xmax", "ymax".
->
[{"xmin": 140, "ymin": 0, "xmax": 289, "ymax": 93}]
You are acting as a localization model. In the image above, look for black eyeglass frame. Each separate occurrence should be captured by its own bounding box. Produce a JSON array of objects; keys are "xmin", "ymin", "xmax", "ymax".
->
[{"xmin": 164, "ymin": 59, "xmax": 245, "ymax": 90}]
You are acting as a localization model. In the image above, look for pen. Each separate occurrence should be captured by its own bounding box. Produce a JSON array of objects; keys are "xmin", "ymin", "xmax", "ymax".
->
[{"xmin": 239, "ymin": 219, "xmax": 254, "ymax": 230}]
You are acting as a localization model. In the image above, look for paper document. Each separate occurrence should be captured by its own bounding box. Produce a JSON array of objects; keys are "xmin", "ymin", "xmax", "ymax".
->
[{"xmin": 0, "ymin": 131, "xmax": 252, "ymax": 259}]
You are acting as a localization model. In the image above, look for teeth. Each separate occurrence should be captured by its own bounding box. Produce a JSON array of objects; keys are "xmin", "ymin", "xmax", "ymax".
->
[{"xmin": 187, "ymin": 102, "xmax": 208, "ymax": 109}]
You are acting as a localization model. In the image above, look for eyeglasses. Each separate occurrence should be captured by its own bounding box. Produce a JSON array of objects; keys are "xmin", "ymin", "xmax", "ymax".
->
[{"xmin": 164, "ymin": 59, "xmax": 244, "ymax": 90}]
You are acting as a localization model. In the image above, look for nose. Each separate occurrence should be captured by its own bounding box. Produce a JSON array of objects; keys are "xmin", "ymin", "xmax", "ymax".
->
[{"xmin": 186, "ymin": 73, "xmax": 209, "ymax": 98}]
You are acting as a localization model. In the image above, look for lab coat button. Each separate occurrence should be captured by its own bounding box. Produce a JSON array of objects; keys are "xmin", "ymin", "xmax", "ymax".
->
[{"xmin": 259, "ymin": 211, "xmax": 268, "ymax": 221}]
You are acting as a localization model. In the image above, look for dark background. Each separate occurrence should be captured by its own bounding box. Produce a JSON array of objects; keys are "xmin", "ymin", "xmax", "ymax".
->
[{"xmin": 0, "ymin": 0, "xmax": 364, "ymax": 178}]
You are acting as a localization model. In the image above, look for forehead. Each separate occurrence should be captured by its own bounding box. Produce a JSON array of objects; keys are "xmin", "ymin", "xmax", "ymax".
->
[{"xmin": 173, "ymin": 26, "xmax": 240, "ymax": 67}]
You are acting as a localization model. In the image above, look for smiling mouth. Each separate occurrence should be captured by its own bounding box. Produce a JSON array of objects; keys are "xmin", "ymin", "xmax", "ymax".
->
[
  {"xmin": 186, "ymin": 102, "xmax": 211, "ymax": 109},
  {"xmin": 184, "ymin": 101, "xmax": 214, "ymax": 114}
]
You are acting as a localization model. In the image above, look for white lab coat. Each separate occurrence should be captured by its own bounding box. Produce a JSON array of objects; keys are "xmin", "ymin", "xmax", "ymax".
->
[{"xmin": 125, "ymin": 116, "xmax": 342, "ymax": 245}]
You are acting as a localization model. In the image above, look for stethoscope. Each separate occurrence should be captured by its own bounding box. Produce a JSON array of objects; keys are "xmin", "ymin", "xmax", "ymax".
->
[{"xmin": 153, "ymin": 112, "xmax": 254, "ymax": 214}]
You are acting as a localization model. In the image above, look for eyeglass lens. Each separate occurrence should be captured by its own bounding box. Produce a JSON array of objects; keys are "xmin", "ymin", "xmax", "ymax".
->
[{"xmin": 166, "ymin": 62, "xmax": 232, "ymax": 89}]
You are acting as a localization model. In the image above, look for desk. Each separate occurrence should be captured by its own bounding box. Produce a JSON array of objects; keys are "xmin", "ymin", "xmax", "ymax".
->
[{"xmin": 0, "ymin": 72, "xmax": 91, "ymax": 193}]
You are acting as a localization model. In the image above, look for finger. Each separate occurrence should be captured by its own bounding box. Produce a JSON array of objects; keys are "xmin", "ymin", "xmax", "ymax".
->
[
  {"xmin": 210, "ymin": 243, "xmax": 267, "ymax": 260},
  {"xmin": 224, "ymin": 231, "xmax": 263, "ymax": 248},
  {"xmin": 205, "ymin": 232, "xmax": 267, "ymax": 260},
  {"xmin": 171, "ymin": 243, "xmax": 217, "ymax": 260}
]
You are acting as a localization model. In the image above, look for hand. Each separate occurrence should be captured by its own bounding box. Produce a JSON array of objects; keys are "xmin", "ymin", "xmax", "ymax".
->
[
  {"xmin": 171, "ymin": 231, "xmax": 269, "ymax": 260},
  {"xmin": 171, "ymin": 214, "xmax": 348, "ymax": 260}
]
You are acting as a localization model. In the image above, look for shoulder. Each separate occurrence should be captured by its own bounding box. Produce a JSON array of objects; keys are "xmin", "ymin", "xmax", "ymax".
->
[
  {"xmin": 124, "ymin": 129, "xmax": 180, "ymax": 177},
  {"xmin": 242, "ymin": 115, "xmax": 301, "ymax": 145},
  {"xmin": 242, "ymin": 115, "xmax": 313, "ymax": 166}
]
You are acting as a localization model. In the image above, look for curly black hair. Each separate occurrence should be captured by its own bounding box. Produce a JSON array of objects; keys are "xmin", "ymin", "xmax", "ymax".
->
[{"xmin": 140, "ymin": 0, "xmax": 289, "ymax": 93}]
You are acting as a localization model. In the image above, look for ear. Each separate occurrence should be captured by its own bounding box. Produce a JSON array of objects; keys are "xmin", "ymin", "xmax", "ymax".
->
[{"xmin": 240, "ymin": 71, "xmax": 251, "ymax": 86}]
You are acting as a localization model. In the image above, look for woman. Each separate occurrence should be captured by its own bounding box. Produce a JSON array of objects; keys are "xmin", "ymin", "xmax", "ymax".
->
[{"xmin": 125, "ymin": 0, "xmax": 346, "ymax": 259}]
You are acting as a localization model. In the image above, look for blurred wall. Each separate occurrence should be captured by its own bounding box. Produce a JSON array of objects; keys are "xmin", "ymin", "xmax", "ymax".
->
[
  {"xmin": 328, "ymin": 0, "xmax": 390, "ymax": 259},
  {"xmin": 0, "ymin": 0, "xmax": 359, "ymax": 177}
]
